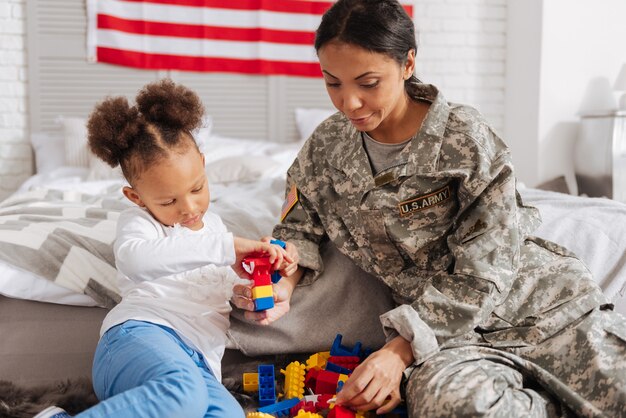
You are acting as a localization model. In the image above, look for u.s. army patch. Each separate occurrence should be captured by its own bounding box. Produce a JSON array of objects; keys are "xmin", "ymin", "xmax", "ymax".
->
[
  {"xmin": 398, "ymin": 185, "xmax": 451, "ymax": 217},
  {"xmin": 280, "ymin": 184, "xmax": 299, "ymax": 222}
]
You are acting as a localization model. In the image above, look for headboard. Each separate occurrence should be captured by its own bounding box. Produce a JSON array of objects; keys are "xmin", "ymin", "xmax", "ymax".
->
[{"xmin": 26, "ymin": 0, "xmax": 333, "ymax": 143}]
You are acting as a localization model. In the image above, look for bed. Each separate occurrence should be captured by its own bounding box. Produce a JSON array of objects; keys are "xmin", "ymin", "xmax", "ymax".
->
[{"xmin": 1, "ymin": 117, "xmax": 626, "ymax": 415}]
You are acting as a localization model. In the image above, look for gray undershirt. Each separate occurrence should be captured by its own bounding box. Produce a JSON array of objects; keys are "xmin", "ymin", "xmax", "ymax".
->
[{"xmin": 362, "ymin": 131, "xmax": 412, "ymax": 175}]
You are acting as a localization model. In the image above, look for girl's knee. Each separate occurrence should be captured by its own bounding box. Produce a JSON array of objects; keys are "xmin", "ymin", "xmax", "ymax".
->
[{"xmin": 161, "ymin": 370, "xmax": 210, "ymax": 417}]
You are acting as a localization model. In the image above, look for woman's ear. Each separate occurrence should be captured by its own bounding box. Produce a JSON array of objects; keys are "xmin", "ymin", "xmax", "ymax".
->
[
  {"xmin": 122, "ymin": 186, "xmax": 145, "ymax": 207},
  {"xmin": 404, "ymin": 49, "xmax": 416, "ymax": 80}
]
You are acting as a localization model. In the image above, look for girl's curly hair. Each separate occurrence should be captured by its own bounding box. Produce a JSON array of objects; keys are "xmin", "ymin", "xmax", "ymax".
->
[{"xmin": 87, "ymin": 79, "xmax": 204, "ymax": 183}]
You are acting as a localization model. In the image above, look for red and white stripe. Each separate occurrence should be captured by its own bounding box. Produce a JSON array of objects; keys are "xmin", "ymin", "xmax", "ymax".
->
[{"xmin": 87, "ymin": 0, "xmax": 413, "ymax": 77}]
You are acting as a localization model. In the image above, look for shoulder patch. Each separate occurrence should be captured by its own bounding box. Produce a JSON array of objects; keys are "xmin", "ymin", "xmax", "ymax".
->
[
  {"xmin": 398, "ymin": 185, "xmax": 451, "ymax": 217},
  {"xmin": 280, "ymin": 184, "xmax": 299, "ymax": 222}
]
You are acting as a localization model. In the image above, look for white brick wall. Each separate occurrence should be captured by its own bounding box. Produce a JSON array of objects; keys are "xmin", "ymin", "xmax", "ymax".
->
[
  {"xmin": 414, "ymin": 0, "xmax": 507, "ymax": 134},
  {"xmin": 0, "ymin": 0, "xmax": 29, "ymax": 202}
]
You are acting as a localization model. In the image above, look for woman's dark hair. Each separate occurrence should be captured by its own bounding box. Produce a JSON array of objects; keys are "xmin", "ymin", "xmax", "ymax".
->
[
  {"xmin": 87, "ymin": 79, "xmax": 204, "ymax": 183},
  {"xmin": 315, "ymin": 0, "xmax": 420, "ymax": 87}
]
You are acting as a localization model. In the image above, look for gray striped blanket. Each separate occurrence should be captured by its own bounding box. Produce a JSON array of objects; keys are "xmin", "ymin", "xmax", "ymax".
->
[{"xmin": 0, "ymin": 187, "xmax": 129, "ymax": 308}]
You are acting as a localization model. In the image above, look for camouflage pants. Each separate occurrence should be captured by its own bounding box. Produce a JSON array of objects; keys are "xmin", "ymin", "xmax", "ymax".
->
[{"xmin": 405, "ymin": 308, "xmax": 626, "ymax": 418}]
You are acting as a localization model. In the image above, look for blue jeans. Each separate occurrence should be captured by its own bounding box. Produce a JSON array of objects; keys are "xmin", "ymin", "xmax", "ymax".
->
[{"xmin": 76, "ymin": 320, "xmax": 244, "ymax": 418}]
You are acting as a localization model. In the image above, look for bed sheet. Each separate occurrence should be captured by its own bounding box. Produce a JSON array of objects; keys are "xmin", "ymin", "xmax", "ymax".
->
[{"xmin": 1, "ymin": 146, "xmax": 625, "ymax": 314}]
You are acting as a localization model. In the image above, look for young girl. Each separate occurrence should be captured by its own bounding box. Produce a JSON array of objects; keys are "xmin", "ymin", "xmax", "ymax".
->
[
  {"xmin": 233, "ymin": 0, "xmax": 626, "ymax": 416},
  {"xmin": 35, "ymin": 79, "xmax": 297, "ymax": 418}
]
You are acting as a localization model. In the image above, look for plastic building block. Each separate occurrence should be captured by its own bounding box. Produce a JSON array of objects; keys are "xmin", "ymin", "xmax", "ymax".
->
[
  {"xmin": 242, "ymin": 255, "xmax": 273, "ymax": 287},
  {"xmin": 328, "ymin": 405, "xmax": 357, "ymax": 418},
  {"xmin": 257, "ymin": 397, "xmax": 301, "ymax": 417},
  {"xmin": 330, "ymin": 334, "xmax": 362, "ymax": 357},
  {"xmin": 254, "ymin": 296, "xmax": 275, "ymax": 311},
  {"xmin": 269, "ymin": 239, "xmax": 286, "ymax": 283},
  {"xmin": 280, "ymin": 361, "xmax": 306, "ymax": 400},
  {"xmin": 252, "ymin": 284, "xmax": 273, "ymax": 299},
  {"xmin": 328, "ymin": 356, "xmax": 360, "ymax": 371},
  {"xmin": 294, "ymin": 410, "xmax": 324, "ymax": 418},
  {"xmin": 304, "ymin": 368, "xmax": 320, "ymax": 391},
  {"xmin": 316, "ymin": 394, "xmax": 334, "ymax": 410},
  {"xmin": 290, "ymin": 400, "xmax": 318, "ymax": 416},
  {"xmin": 306, "ymin": 351, "xmax": 331, "ymax": 370},
  {"xmin": 325, "ymin": 362, "xmax": 353, "ymax": 375},
  {"xmin": 338, "ymin": 373, "xmax": 349, "ymax": 385},
  {"xmin": 315, "ymin": 370, "xmax": 341, "ymax": 394},
  {"xmin": 242, "ymin": 253, "xmax": 281, "ymax": 311},
  {"xmin": 243, "ymin": 372, "xmax": 259, "ymax": 392},
  {"xmin": 258, "ymin": 364, "xmax": 276, "ymax": 407},
  {"xmin": 246, "ymin": 413, "xmax": 274, "ymax": 418}
]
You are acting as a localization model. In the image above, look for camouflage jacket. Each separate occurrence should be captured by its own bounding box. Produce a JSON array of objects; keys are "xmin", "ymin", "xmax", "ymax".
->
[{"xmin": 273, "ymin": 84, "xmax": 601, "ymax": 365}]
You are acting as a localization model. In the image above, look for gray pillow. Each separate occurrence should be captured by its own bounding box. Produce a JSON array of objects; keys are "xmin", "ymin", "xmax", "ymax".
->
[{"xmin": 227, "ymin": 241, "xmax": 396, "ymax": 356}]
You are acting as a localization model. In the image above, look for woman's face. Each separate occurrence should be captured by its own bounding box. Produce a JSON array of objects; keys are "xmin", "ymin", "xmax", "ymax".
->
[{"xmin": 318, "ymin": 41, "xmax": 415, "ymax": 140}]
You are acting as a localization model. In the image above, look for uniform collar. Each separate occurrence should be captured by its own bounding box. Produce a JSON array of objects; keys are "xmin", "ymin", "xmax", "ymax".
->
[
  {"xmin": 327, "ymin": 83, "xmax": 450, "ymax": 192},
  {"xmin": 406, "ymin": 84, "xmax": 450, "ymax": 176}
]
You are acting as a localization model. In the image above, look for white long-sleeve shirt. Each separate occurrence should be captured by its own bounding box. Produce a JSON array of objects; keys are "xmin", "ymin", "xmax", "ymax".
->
[{"xmin": 101, "ymin": 206, "xmax": 242, "ymax": 380}]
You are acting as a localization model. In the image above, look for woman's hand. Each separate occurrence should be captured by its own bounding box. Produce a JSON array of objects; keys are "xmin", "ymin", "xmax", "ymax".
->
[
  {"xmin": 335, "ymin": 336, "xmax": 414, "ymax": 415},
  {"xmin": 231, "ymin": 266, "xmax": 303, "ymax": 325}
]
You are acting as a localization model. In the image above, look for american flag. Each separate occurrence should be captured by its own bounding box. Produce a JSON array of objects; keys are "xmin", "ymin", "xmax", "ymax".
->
[
  {"xmin": 87, "ymin": 0, "xmax": 413, "ymax": 77},
  {"xmin": 280, "ymin": 183, "xmax": 299, "ymax": 221}
]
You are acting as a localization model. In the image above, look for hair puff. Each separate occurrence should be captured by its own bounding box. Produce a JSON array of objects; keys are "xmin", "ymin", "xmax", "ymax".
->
[
  {"xmin": 87, "ymin": 96, "xmax": 142, "ymax": 168},
  {"xmin": 135, "ymin": 79, "xmax": 204, "ymax": 134}
]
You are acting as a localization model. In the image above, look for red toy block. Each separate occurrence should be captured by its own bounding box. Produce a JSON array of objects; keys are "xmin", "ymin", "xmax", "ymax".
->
[
  {"xmin": 290, "ymin": 400, "xmax": 318, "ymax": 416},
  {"xmin": 315, "ymin": 370, "xmax": 341, "ymax": 394},
  {"xmin": 328, "ymin": 356, "xmax": 360, "ymax": 371},
  {"xmin": 316, "ymin": 394, "xmax": 334, "ymax": 410},
  {"xmin": 328, "ymin": 405, "xmax": 356, "ymax": 418},
  {"xmin": 304, "ymin": 368, "xmax": 319, "ymax": 391},
  {"xmin": 242, "ymin": 255, "xmax": 273, "ymax": 286}
]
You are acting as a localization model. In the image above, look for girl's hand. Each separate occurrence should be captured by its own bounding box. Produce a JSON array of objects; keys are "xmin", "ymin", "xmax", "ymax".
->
[
  {"xmin": 260, "ymin": 237, "xmax": 299, "ymax": 276},
  {"xmin": 230, "ymin": 236, "xmax": 291, "ymax": 278},
  {"xmin": 335, "ymin": 336, "xmax": 414, "ymax": 415}
]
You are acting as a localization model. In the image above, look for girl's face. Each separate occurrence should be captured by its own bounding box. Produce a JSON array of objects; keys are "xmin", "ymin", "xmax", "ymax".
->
[
  {"xmin": 123, "ymin": 143, "xmax": 209, "ymax": 231},
  {"xmin": 318, "ymin": 41, "xmax": 415, "ymax": 141}
]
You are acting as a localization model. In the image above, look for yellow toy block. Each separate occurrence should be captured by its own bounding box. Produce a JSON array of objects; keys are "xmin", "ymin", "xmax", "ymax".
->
[
  {"xmin": 338, "ymin": 373, "xmax": 349, "ymax": 385},
  {"xmin": 295, "ymin": 410, "xmax": 323, "ymax": 418},
  {"xmin": 251, "ymin": 285, "xmax": 273, "ymax": 299},
  {"xmin": 246, "ymin": 413, "xmax": 274, "ymax": 418},
  {"xmin": 280, "ymin": 361, "xmax": 306, "ymax": 399},
  {"xmin": 305, "ymin": 351, "xmax": 330, "ymax": 370},
  {"xmin": 243, "ymin": 372, "xmax": 259, "ymax": 392}
]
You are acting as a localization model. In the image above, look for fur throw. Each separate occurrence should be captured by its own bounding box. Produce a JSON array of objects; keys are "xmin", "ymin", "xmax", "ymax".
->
[{"xmin": 0, "ymin": 378, "xmax": 98, "ymax": 418}]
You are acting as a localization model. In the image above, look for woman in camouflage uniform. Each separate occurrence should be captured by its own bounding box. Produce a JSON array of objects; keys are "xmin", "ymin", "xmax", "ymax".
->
[{"xmin": 234, "ymin": 0, "xmax": 626, "ymax": 416}]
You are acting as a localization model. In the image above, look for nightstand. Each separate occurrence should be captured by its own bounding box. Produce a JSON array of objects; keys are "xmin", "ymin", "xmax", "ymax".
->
[{"xmin": 575, "ymin": 111, "xmax": 626, "ymax": 202}]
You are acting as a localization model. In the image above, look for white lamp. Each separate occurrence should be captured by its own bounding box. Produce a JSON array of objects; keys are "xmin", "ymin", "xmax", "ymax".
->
[{"xmin": 614, "ymin": 63, "xmax": 626, "ymax": 110}]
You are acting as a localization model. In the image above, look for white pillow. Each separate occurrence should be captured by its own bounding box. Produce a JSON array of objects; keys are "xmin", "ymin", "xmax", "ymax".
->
[
  {"xmin": 193, "ymin": 115, "xmax": 213, "ymax": 159},
  {"xmin": 295, "ymin": 107, "xmax": 336, "ymax": 141},
  {"xmin": 30, "ymin": 132, "xmax": 65, "ymax": 174},
  {"xmin": 59, "ymin": 117, "xmax": 90, "ymax": 167},
  {"xmin": 206, "ymin": 155, "xmax": 282, "ymax": 184},
  {"xmin": 87, "ymin": 154, "xmax": 124, "ymax": 181}
]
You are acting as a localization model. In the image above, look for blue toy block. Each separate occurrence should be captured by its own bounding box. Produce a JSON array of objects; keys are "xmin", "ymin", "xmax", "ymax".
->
[
  {"xmin": 257, "ymin": 397, "xmax": 301, "ymax": 416},
  {"xmin": 270, "ymin": 239, "xmax": 286, "ymax": 283},
  {"xmin": 325, "ymin": 361, "xmax": 353, "ymax": 375},
  {"xmin": 330, "ymin": 334, "xmax": 362, "ymax": 357},
  {"xmin": 270, "ymin": 239, "xmax": 286, "ymax": 248},
  {"xmin": 254, "ymin": 296, "xmax": 275, "ymax": 311},
  {"xmin": 258, "ymin": 364, "xmax": 276, "ymax": 407}
]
